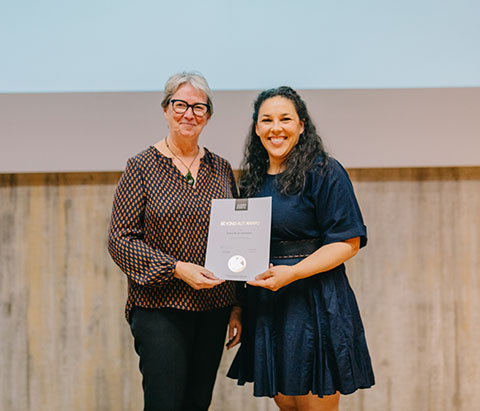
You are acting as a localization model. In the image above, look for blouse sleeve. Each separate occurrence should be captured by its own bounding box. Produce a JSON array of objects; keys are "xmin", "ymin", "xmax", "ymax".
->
[
  {"xmin": 314, "ymin": 159, "xmax": 367, "ymax": 248},
  {"xmin": 108, "ymin": 157, "xmax": 177, "ymax": 286}
]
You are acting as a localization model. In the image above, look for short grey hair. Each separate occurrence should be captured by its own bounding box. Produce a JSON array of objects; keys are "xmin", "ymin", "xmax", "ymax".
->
[{"xmin": 161, "ymin": 71, "xmax": 214, "ymax": 118}]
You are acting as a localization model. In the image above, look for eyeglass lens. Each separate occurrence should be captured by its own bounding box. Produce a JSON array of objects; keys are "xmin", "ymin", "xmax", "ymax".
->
[{"xmin": 171, "ymin": 100, "xmax": 208, "ymax": 116}]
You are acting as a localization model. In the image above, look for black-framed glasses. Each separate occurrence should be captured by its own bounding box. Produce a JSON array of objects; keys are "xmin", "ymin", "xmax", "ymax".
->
[{"xmin": 169, "ymin": 99, "xmax": 210, "ymax": 117}]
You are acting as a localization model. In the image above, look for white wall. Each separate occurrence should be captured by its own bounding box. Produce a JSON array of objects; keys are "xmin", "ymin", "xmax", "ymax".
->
[
  {"xmin": 2, "ymin": 1, "xmax": 479, "ymax": 172},
  {"xmin": 1, "ymin": 87, "xmax": 479, "ymax": 173}
]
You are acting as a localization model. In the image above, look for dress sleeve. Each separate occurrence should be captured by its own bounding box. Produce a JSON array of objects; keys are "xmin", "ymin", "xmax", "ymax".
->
[
  {"xmin": 314, "ymin": 159, "xmax": 367, "ymax": 248},
  {"xmin": 108, "ymin": 157, "xmax": 177, "ymax": 286}
]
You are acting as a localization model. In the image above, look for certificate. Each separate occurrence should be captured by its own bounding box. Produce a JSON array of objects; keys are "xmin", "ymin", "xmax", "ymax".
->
[{"xmin": 205, "ymin": 197, "xmax": 271, "ymax": 281}]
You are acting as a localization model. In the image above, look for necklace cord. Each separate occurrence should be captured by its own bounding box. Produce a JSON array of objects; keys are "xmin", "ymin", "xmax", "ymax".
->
[{"xmin": 165, "ymin": 137, "xmax": 200, "ymax": 186}]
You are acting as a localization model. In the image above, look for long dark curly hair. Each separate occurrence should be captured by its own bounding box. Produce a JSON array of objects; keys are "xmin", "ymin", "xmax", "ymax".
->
[{"xmin": 239, "ymin": 86, "xmax": 329, "ymax": 197}]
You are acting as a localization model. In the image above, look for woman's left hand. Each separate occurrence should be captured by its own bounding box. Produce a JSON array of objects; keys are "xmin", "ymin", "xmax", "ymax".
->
[
  {"xmin": 247, "ymin": 264, "xmax": 296, "ymax": 292},
  {"xmin": 226, "ymin": 306, "xmax": 242, "ymax": 349}
]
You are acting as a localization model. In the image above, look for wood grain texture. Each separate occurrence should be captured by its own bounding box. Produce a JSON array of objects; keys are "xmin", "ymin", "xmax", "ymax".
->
[
  {"xmin": 1, "ymin": 167, "xmax": 479, "ymax": 411},
  {"xmin": 340, "ymin": 167, "xmax": 480, "ymax": 411},
  {"xmin": 0, "ymin": 172, "xmax": 141, "ymax": 411}
]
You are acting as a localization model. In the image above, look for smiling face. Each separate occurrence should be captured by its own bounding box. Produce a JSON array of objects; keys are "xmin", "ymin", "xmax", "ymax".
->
[
  {"xmin": 163, "ymin": 82, "xmax": 210, "ymax": 142},
  {"xmin": 255, "ymin": 96, "xmax": 304, "ymax": 173}
]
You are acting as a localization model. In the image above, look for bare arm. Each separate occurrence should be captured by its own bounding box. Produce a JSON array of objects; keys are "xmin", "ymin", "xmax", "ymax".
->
[{"xmin": 248, "ymin": 237, "xmax": 360, "ymax": 292}]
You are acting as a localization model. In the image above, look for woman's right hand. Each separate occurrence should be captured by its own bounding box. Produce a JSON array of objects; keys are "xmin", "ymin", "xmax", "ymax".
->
[{"xmin": 174, "ymin": 261, "xmax": 224, "ymax": 290}]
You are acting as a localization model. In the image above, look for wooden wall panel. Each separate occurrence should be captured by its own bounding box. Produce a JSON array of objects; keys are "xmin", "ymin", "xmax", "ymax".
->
[
  {"xmin": 1, "ymin": 168, "xmax": 479, "ymax": 411},
  {"xmin": 340, "ymin": 167, "xmax": 480, "ymax": 411},
  {"xmin": 0, "ymin": 173, "xmax": 142, "ymax": 411}
]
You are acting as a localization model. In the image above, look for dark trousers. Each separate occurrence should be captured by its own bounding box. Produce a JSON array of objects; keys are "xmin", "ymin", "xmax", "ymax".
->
[{"xmin": 130, "ymin": 306, "xmax": 230, "ymax": 411}]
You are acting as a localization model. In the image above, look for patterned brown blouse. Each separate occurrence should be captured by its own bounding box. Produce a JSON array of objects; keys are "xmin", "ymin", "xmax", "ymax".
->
[{"xmin": 108, "ymin": 146, "xmax": 238, "ymax": 322}]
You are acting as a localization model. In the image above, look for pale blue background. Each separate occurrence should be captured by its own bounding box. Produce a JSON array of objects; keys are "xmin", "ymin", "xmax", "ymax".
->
[{"xmin": 1, "ymin": 0, "xmax": 479, "ymax": 92}]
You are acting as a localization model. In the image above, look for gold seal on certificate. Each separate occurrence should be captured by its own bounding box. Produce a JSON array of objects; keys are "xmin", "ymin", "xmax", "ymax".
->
[{"xmin": 205, "ymin": 197, "xmax": 272, "ymax": 281}]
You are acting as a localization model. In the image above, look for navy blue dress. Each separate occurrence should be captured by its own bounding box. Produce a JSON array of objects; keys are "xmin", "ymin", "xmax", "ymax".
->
[{"xmin": 227, "ymin": 158, "xmax": 375, "ymax": 397}]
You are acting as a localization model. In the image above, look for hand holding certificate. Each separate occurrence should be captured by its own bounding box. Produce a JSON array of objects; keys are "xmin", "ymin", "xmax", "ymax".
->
[{"xmin": 205, "ymin": 197, "xmax": 272, "ymax": 281}]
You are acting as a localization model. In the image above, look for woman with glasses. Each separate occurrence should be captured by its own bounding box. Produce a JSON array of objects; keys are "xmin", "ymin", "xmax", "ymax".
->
[
  {"xmin": 227, "ymin": 87, "xmax": 374, "ymax": 411},
  {"xmin": 108, "ymin": 72, "xmax": 241, "ymax": 411}
]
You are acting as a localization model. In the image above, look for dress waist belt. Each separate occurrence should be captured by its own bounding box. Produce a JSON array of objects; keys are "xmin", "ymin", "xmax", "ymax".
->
[{"xmin": 270, "ymin": 238, "xmax": 323, "ymax": 259}]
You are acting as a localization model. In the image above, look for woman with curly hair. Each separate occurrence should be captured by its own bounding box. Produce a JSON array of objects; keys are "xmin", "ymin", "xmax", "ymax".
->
[{"xmin": 228, "ymin": 87, "xmax": 374, "ymax": 411}]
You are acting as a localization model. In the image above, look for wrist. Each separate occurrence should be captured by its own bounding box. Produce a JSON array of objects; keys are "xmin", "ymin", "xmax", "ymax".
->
[
  {"xmin": 290, "ymin": 264, "xmax": 303, "ymax": 281},
  {"xmin": 230, "ymin": 305, "xmax": 242, "ymax": 320},
  {"xmin": 174, "ymin": 261, "xmax": 185, "ymax": 279}
]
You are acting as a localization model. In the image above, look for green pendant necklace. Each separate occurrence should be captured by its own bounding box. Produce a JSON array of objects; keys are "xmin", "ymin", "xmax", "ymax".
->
[{"xmin": 165, "ymin": 137, "xmax": 200, "ymax": 186}]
